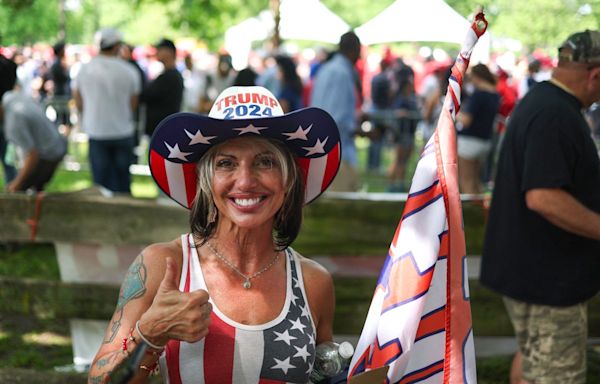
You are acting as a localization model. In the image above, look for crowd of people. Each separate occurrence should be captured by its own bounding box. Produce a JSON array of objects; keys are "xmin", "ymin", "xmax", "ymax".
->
[{"xmin": 4, "ymin": 26, "xmax": 594, "ymax": 196}]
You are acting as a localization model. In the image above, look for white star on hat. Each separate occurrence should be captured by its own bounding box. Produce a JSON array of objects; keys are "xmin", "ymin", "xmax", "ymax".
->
[
  {"xmin": 271, "ymin": 357, "xmax": 296, "ymax": 374},
  {"xmin": 234, "ymin": 124, "xmax": 268, "ymax": 135},
  {"xmin": 282, "ymin": 124, "xmax": 312, "ymax": 141},
  {"xmin": 293, "ymin": 345, "xmax": 312, "ymax": 363},
  {"xmin": 289, "ymin": 317, "xmax": 307, "ymax": 332},
  {"xmin": 165, "ymin": 142, "xmax": 192, "ymax": 161},
  {"xmin": 273, "ymin": 329, "xmax": 297, "ymax": 346},
  {"xmin": 302, "ymin": 137, "xmax": 328, "ymax": 156},
  {"xmin": 185, "ymin": 129, "xmax": 216, "ymax": 145}
]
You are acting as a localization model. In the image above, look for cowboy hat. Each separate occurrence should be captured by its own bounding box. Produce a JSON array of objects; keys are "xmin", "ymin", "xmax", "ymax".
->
[{"xmin": 148, "ymin": 86, "xmax": 341, "ymax": 208}]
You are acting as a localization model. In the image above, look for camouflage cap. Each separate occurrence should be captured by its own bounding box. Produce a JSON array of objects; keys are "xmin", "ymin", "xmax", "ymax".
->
[{"xmin": 558, "ymin": 29, "xmax": 600, "ymax": 64}]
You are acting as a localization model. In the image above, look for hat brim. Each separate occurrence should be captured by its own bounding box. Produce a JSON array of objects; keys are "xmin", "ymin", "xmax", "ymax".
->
[{"xmin": 149, "ymin": 108, "xmax": 341, "ymax": 209}]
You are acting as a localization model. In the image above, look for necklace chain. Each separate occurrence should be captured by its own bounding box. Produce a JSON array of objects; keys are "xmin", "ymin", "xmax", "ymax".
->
[{"xmin": 206, "ymin": 242, "xmax": 280, "ymax": 289}]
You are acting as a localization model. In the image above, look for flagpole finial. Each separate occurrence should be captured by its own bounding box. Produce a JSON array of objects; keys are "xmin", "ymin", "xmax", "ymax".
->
[{"xmin": 472, "ymin": 8, "xmax": 488, "ymax": 37}]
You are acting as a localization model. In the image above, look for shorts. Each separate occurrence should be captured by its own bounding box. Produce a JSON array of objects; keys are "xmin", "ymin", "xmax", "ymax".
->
[
  {"xmin": 503, "ymin": 297, "xmax": 587, "ymax": 384},
  {"xmin": 457, "ymin": 135, "xmax": 490, "ymax": 160}
]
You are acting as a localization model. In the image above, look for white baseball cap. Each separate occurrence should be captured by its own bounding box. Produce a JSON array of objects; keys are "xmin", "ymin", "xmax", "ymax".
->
[{"xmin": 95, "ymin": 27, "xmax": 123, "ymax": 50}]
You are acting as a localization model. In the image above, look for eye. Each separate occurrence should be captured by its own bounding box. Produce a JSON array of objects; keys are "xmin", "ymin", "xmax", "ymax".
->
[
  {"xmin": 215, "ymin": 158, "xmax": 235, "ymax": 170},
  {"xmin": 255, "ymin": 156, "xmax": 277, "ymax": 169}
]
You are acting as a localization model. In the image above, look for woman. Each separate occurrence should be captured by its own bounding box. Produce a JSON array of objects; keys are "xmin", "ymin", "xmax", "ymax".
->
[
  {"xmin": 88, "ymin": 86, "xmax": 341, "ymax": 383},
  {"xmin": 456, "ymin": 63, "xmax": 500, "ymax": 194},
  {"xmin": 275, "ymin": 55, "xmax": 304, "ymax": 113}
]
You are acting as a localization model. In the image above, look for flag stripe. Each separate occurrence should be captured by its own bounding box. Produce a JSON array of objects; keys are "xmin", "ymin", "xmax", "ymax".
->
[
  {"xmin": 179, "ymin": 340, "xmax": 205, "ymax": 382},
  {"xmin": 321, "ymin": 143, "xmax": 340, "ymax": 191},
  {"xmin": 165, "ymin": 160, "xmax": 188, "ymax": 207},
  {"xmin": 233, "ymin": 328, "xmax": 264, "ymax": 383},
  {"xmin": 305, "ymin": 153, "xmax": 328, "ymax": 203},
  {"xmin": 203, "ymin": 313, "xmax": 236, "ymax": 383},
  {"xmin": 296, "ymin": 157, "xmax": 311, "ymax": 203},
  {"xmin": 182, "ymin": 162, "xmax": 198, "ymax": 208},
  {"xmin": 399, "ymin": 360, "xmax": 444, "ymax": 384},
  {"xmin": 166, "ymin": 340, "xmax": 183, "ymax": 384},
  {"xmin": 415, "ymin": 306, "xmax": 446, "ymax": 341},
  {"xmin": 150, "ymin": 150, "xmax": 170, "ymax": 195}
]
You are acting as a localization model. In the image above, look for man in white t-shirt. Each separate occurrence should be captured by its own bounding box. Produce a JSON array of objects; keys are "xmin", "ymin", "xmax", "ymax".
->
[{"xmin": 72, "ymin": 27, "xmax": 141, "ymax": 194}]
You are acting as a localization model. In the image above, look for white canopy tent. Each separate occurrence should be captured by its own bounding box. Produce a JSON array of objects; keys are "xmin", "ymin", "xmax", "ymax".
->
[
  {"xmin": 225, "ymin": 0, "xmax": 350, "ymax": 69},
  {"xmin": 355, "ymin": 0, "xmax": 490, "ymax": 63}
]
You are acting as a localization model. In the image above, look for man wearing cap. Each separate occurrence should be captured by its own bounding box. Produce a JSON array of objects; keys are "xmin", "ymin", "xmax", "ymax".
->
[
  {"xmin": 72, "ymin": 27, "xmax": 141, "ymax": 194},
  {"xmin": 141, "ymin": 38, "xmax": 183, "ymax": 137},
  {"xmin": 481, "ymin": 30, "xmax": 600, "ymax": 383}
]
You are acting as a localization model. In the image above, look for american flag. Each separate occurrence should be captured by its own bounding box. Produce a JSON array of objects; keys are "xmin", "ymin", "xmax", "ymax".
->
[{"xmin": 348, "ymin": 12, "xmax": 488, "ymax": 383}]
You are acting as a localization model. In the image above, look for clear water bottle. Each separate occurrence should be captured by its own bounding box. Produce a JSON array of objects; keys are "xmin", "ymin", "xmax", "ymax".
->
[{"xmin": 309, "ymin": 341, "xmax": 354, "ymax": 383}]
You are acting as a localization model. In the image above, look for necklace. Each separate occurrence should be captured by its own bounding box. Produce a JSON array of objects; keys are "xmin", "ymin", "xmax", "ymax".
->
[{"xmin": 206, "ymin": 242, "xmax": 280, "ymax": 289}]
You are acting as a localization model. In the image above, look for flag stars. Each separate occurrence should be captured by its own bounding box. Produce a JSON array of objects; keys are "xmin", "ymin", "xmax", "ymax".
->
[
  {"xmin": 289, "ymin": 317, "xmax": 307, "ymax": 332},
  {"xmin": 165, "ymin": 142, "xmax": 192, "ymax": 161},
  {"xmin": 271, "ymin": 357, "xmax": 296, "ymax": 374},
  {"xmin": 273, "ymin": 329, "xmax": 297, "ymax": 346},
  {"xmin": 293, "ymin": 345, "xmax": 312, "ymax": 363},
  {"xmin": 185, "ymin": 129, "xmax": 216, "ymax": 145},
  {"xmin": 283, "ymin": 124, "xmax": 312, "ymax": 141},
  {"xmin": 303, "ymin": 137, "xmax": 328, "ymax": 156},
  {"xmin": 290, "ymin": 292, "xmax": 300, "ymax": 306},
  {"xmin": 300, "ymin": 305, "xmax": 311, "ymax": 319},
  {"xmin": 305, "ymin": 360, "xmax": 314, "ymax": 375},
  {"xmin": 234, "ymin": 123, "xmax": 268, "ymax": 135}
]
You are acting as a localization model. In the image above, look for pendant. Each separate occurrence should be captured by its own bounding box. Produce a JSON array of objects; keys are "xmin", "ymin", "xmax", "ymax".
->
[{"xmin": 243, "ymin": 279, "xmax": 251, "ymax": 289}]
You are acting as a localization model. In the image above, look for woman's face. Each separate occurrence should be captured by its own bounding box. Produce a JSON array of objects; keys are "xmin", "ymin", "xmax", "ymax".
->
[{"xmin": 211, "ymin": 138, "xmax": 286, "ymax": 231}]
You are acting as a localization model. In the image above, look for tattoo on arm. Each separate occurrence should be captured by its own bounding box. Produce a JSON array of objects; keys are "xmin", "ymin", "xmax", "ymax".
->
[
  {"xmin": 104, "ymin": 253, "xmax": 148, "ymax": 343},
  {"xmin": 88, "ymin": 350, "xmax": 123, "ymax": 384}
]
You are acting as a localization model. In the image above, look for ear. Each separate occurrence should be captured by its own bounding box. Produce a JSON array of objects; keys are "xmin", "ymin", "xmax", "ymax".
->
[{"xmin": 588, "ymin": 66, "xmax": 600, "ymax": 83}]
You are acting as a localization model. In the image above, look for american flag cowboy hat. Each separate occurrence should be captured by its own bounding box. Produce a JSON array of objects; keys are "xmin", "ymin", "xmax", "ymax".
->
[{"xmin": 148, "ymin": 86, "xmax": 341, "ymax": 209}]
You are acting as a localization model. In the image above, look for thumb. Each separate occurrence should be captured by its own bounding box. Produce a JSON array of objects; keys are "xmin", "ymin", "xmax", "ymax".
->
[{"xmin": 159, "ymin": 257, "xmax": 178, "ymax": 292}]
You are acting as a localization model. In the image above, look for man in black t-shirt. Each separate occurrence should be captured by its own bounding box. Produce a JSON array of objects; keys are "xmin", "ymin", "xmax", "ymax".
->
[
  {"xmin": 141, "ymin": 38, "xmax": 184, "ymax": 136},
  {"xmin": 481, "ymin": 30, "xmax": 600, "ymax": 384}
]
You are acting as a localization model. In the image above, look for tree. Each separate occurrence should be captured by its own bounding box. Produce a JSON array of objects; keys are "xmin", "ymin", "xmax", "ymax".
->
[{"xmin": 446, "ymin": 0, "xmax": 599, "ymax": 51}]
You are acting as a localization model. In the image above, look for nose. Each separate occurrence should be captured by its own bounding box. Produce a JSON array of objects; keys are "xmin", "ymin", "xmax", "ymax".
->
[{"xmin": 235, "ymin": 162, "xmax": 258, "ymax": 189}]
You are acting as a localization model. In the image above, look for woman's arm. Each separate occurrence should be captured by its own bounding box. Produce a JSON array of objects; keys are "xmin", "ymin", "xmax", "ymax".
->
[{"xmin": 88, "ymin": 242, "xmax": 212, "ymax": 384}]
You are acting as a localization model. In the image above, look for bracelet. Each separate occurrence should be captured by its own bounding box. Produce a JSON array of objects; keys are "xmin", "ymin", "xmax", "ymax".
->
[
  {"xmin": 135, "ymin": 320, "xmax": 166, "ymax": 351},
  {"xmin": 139, "ymin": 362, "xmax": 159, "ymax": 374},
  {"xmin": 121, "ymin": 328, "xmax": 136, "ymax": 352}
]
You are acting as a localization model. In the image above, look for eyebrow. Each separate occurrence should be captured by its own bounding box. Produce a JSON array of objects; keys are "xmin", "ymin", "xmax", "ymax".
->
[{"xmin": 215, "ymin": 150, "xmax": 274, "ymax": 158}]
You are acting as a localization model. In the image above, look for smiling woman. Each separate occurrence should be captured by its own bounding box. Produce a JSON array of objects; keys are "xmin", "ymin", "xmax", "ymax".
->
[{"xmin": 87, "ymin": 86, "xmax": 343, "ymax": 384}]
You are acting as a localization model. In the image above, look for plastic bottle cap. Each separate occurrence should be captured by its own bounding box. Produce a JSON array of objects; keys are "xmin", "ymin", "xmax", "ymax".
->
[{"xmin": 338, "ymin": 341, "xmax": 354, "ymax": 359}]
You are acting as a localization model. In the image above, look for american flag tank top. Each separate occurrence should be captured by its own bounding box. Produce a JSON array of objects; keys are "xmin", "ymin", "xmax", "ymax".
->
[{"xmin": 159, "ymin": 234, "xmax": 317, "ymax": 383}]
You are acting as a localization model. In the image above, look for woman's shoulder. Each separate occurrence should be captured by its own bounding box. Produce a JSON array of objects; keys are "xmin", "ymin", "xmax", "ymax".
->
[
  {"xmin": 143, "ymin": 237, "xmax": 182, "ymax": 258},
  {"xmin": 140, "ymin": 237, "xmax": 185, "ymax": 273},
  {"xmin": 289, "ymin": 248, "xmax": 332, "ymax": 284}
]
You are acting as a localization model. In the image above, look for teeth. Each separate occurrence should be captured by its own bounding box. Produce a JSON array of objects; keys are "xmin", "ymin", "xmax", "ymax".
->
[{"xmin": 234, "ymin": 197, "xmax": 262, "ymax": 206}]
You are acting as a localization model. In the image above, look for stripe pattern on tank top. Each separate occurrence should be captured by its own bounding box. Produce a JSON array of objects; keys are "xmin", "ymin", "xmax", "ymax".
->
[{"xmin": 159, "ymin": 234, "xmax": 316, "ymax": 383}]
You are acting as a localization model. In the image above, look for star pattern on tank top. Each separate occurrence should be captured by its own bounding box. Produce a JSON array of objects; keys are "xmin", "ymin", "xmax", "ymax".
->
[{"xmin": 261, "ymin": 249, "xmax": 316, "ymax": 382}]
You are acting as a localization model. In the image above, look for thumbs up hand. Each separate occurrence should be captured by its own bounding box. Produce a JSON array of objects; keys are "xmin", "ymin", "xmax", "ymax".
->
[{"xmin": 138, "ymin": 257, "xmax": 212, "ymax": 346}]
